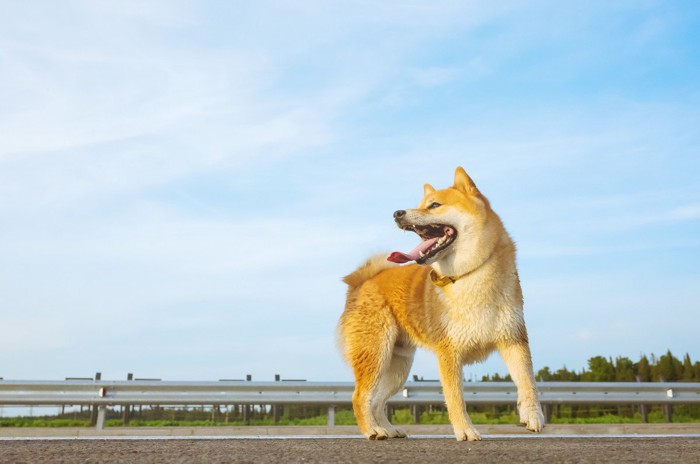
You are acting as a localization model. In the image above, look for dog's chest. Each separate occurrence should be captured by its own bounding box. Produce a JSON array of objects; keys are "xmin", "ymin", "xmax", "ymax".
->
[{"xmin": 437, "ymin": 283, "xmax": 513, "ymax": 350}]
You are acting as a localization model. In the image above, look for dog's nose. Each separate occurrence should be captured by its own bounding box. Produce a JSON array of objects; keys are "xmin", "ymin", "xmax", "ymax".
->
[{"xmin": 393, "ymin": 210, "xmax": 406, "ymax": 220}]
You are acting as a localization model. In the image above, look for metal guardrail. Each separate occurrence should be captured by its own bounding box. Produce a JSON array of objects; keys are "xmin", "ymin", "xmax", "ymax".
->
[
  {"xmin": 2, "ymin": 380, "xmax": 699, "ymax": 406},
  {"xmin": 1, "ymin": 380, "xmax": 699, "ymax": 429}
]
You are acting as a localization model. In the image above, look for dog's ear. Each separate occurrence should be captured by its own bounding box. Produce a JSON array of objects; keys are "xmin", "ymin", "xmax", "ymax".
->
[
  {"xmin": 424, "ymin": 183, "xmax": 436, "ymax": 196},
  {"xmin": 453, "ymin": 166, "xmax": 480, "ymax": 196}
]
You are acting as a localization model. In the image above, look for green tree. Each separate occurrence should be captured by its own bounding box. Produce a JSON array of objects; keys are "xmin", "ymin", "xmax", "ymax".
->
[
  {"xmin": 681, "ymin": 353, "xmax": 694, "ymax": 381},
  {"xmin": 635, "ymin": 355, "xmax": 652, "ymax": 382},
  {"xmin": 614, "ymin": 357, "xmax": 635, "ymax": 381},
  {"xmin": 555, "ymin": 366, "xmax": 578, "ymax": 381},
  {"xmin": 584, "ymin": 356, "xmax": 615, "ymax": 382},
  {"xmin": 655, "ymin": 350, "xmax": 682, "ymax": 381},
  {"xmin": 533, "ymin": 351, "xmax": 698, "ymax": 383},
  {"xmin": 537, "ymin": 367, "xmax": 553, "ymax": 381}
]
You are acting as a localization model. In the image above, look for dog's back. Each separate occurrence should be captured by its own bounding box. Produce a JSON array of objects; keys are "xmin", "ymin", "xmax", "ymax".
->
[{"xmin": 342, "ymin": 254, "xmax": 397, "ymax": 290}]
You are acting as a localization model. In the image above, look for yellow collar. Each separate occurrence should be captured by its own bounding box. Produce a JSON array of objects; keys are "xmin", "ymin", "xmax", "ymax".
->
[
  {"xmin": 430, "ymin": 269, "xmax": 462, "ymax": 287},
  {"xmin": 429, "ymin": 249, "xmax": 498, "ymax": 288}
]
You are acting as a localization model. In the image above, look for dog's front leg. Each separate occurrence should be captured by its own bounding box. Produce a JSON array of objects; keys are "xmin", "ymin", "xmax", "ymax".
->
[
  {"xmin": 437, "ymin": 353, "xmax": 481, "ymax": 441},
  {"xmin": 498, "ymin": 341, "xmax": 545, "ymax": 432}
]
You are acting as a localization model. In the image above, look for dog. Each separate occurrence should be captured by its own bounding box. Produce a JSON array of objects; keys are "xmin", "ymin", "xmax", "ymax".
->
[{"xmin": 337, "ymin": 166, "xmax": 544, "ymax": 441}]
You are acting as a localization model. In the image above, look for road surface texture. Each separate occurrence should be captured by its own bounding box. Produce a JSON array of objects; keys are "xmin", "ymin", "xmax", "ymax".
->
[
  {"xmin": 2, "ymin": 436, "xmax": 700, "ymax": 464},
  {"xmin": 2, "ymin": 425, "xmax": 700, "ymax": 463}
]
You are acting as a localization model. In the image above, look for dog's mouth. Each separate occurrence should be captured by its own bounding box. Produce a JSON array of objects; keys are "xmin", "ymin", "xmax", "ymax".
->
[{"xmin": 388, "ymin": 224, "xmax": 457, "ymax": 264}]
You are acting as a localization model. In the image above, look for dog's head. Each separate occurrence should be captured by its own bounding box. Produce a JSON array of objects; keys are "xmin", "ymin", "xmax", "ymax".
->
[{"xmin": 388, "ymin": 166, "xmax": 491, "ymax": 266}]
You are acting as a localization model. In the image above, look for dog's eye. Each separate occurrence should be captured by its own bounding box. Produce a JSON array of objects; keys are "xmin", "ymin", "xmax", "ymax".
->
[{"xmin": 428, "ymin": 202, "xmax": 441, "ymax": 209}]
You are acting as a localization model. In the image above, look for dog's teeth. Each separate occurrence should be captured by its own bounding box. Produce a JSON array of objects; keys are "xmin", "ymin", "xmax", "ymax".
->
[{"xmin": 418, "ymin": 251, "xmax": 425, "ymax": 258}]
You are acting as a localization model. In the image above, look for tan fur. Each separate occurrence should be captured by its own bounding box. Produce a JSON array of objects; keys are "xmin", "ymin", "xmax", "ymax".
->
[{"xmin": 338, "ymin": 166, "xmax": 544, "ymax": 441}]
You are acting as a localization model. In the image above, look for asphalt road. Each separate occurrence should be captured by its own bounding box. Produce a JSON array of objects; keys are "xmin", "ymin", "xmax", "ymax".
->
[{"xmin": 3, "ymin": 436, "xmax": 700, "ymax": 464}]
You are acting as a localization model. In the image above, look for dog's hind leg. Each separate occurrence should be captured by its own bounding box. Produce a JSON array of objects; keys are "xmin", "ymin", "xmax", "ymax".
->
[
  {"xmin": 370, "ymin": 341, "xmax": 415, "ymax": 438},
  {"xmin": 341, "ymin": 306, "xmax": 398, "ymax": 440},
  {"xmin": 350, "ymin": 344, "xmax": 394, "ymax": 439}
]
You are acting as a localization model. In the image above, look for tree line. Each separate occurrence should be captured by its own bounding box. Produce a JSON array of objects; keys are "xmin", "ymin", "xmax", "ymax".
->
[{"xmin": 482, "ymin": 350, "xmax": 700, "ymax": 382}]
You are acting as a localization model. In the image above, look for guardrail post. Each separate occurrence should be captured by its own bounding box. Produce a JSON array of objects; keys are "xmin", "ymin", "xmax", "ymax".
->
[
  {"xmin": 273, "ymin": 375, "xmax": 282, "ymax": 423},
  {"xmin": 327, "ymin": 405, "xmax": 335, "ymax": 427},
  {"xmin": 542, "ymin": 403, "xmax": 553, "ymax": 423},
  {"xmin": 412, "ymin": 405, "xmax": 421, "ymax": 424},
  {"xmin": 244, "ymin": 405, "xmax": 251, "ymax": 424},
  {"xmin": 635, "ymin": 376, "xmax": 649, "ymax": 422},
  {"xmin": 660, "ymin": 377, "xmax": 673, "ymax": 423},
  {"xmin": 90, "ymin": 372, "xmax": 101, "ymax": 426},
  {"xmin": 96, "ymin": 406, "xmax": 106, "ymax": 430},
  {"xmin": 273, "ymin": 405, "xmax": 282, "ymax": 423},
  {"xmin": 243, "ymin": 375, "xmax": 252, "ymax": 424},
  {"xmin": 664, "ymin": 386, "xmax": 674, "ymax": 423},
  {"xmin": 122, "ymin": 373, "xmax": 133, "ymax": 425},
  {"xmin": 640, "ymin": 404, "xmax": 649, "ymax": 423},
  {"xmin": 664, "ymin": 404, "xmax": 673, "ymax": 422}
]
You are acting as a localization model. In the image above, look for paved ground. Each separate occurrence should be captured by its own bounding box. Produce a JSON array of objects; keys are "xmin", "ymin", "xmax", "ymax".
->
[
  {"xmin": 2, "ymin": 425, "xmax": 699, "ymax": 463},
  {"xmin": 2, "ymin": 436, "xmax": 700, "ymax": 464},
  {"xmin": 2, "ymin": 423, "xmax": 700, "ymax": 437}
]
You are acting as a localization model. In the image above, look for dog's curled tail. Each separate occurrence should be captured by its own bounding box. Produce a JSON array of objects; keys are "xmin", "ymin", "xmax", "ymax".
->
[{"xmin": 342, "ymin": 253, "xmax": 397, "ymax": 289}]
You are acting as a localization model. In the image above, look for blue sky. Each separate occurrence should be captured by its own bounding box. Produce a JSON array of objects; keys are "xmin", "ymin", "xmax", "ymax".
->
[{"xmin": 1, "ymin": 1, "xmax": 699, "ymax": 383}]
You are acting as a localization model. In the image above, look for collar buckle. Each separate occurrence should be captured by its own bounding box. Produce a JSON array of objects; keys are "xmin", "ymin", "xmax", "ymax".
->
[{"xmin": 430, "ymin": 270, "xmax": 458, "ymax": 287}]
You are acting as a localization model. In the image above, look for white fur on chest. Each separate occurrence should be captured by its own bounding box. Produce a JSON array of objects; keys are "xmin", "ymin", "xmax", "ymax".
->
[{"xmin": 436, "ymin": 277, "xmax": 524, "ymax": 362}]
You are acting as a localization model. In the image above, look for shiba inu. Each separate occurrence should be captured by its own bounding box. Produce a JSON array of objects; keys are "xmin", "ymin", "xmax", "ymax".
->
[{"xmin": 338, "ymin": 166, "xmax": 544, "ymax": 441}]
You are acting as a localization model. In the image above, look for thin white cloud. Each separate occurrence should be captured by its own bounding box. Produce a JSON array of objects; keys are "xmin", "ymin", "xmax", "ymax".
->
[
  {"xmin": 645, "ymin": 204, "xmax": 700, "ymax": 224},
  {"xmin": 410, "ymin": 67, "xmax": 460, "ymax": 87},
  {"xmin": 0, "ymin": 43, "xmax": 269, "ymax": 157}
]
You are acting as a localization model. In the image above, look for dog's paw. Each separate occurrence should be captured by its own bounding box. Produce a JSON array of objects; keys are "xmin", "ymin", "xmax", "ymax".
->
[
  {"xmin": 520, "ymin": 406, "xmax": 545, "ymax": 433},
  {"xmin": 454, "ymin": 426, "xmax": 482, "ymax": 441},
  {"xmin": 366, "ymin": 425, "xmax": 407, "ymax": 439},
  {"xmin": 367, "ymin": 426, "xmax": 391, "ymax": 440},
  {"xmin": 389, "ymin": 426, "xmax": 407, "ymax": 438}
]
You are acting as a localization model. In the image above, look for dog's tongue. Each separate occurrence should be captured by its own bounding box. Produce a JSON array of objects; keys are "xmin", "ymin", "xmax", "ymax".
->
[{"xmin": 387, "ymin": 237, "xmax": 440, "ymax": 263}]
